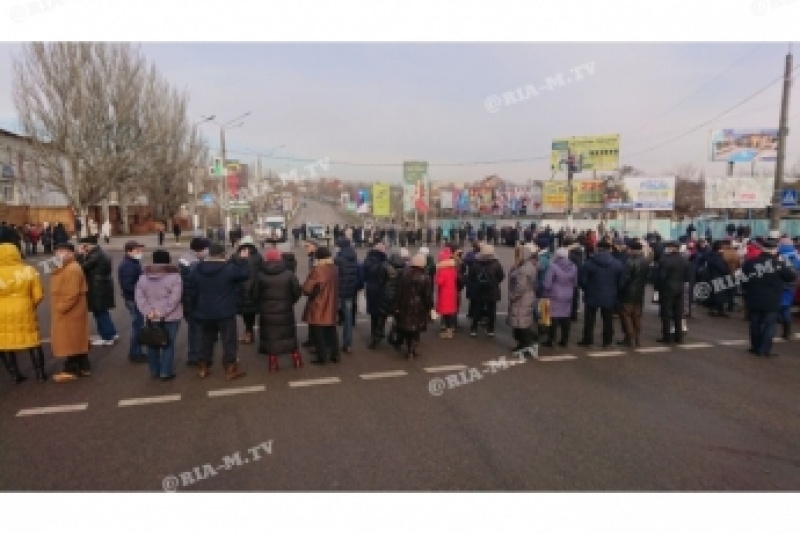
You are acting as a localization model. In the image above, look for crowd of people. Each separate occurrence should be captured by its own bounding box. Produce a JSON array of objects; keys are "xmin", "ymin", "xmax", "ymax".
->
[{"xmin": 1, "ymin": 219, "xmax": 798, "ymax": 386}]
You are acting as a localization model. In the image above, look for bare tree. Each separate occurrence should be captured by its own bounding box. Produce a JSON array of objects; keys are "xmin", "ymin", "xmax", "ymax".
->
[{"xmin": 13, "ymin": 42, "xmax": 206, "ymax": 233}]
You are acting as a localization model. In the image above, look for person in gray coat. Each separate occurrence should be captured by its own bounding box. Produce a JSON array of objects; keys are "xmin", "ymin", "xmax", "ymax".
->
[{"xmin": 507, "ymin": 244, "xmax": 537, "ymax": 354}]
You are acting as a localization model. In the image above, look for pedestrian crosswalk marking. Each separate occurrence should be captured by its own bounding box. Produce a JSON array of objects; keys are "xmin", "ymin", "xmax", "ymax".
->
[
  {"xmin": 16, "ymin": 403, "xmax": 88, "ymax": 417},
  {"xmin": 118, "ymin": 394, "xmax": 181, "ymax": 407},
  {"xmin": 587, "ymin": 351, "xmax": 626, "ymax": 357},
  {"xmin": 360, "ymin": 370, "xmax": 408, "ymax": 380},
  {"xmin": 208, "ymin": 385, "xmax": 266, "ymax": 397},
  {"xmin": 289, "ymin": 377, "xmax": 341, "ymax": 388},
  {"xmin": 424, "ymin": 365, "xmax": 468, "ymax": 373}
]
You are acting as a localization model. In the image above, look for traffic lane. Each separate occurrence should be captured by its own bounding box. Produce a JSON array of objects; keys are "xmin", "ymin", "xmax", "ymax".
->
[{"xmin": 4, "ymin": 334, "xmax": 799, "ymax": 491}]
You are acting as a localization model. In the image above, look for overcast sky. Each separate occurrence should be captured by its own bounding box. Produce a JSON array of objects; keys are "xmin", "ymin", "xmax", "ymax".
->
[{"xmin": 0, "ymin": 41, "xmax": 797, "ymax": 184}]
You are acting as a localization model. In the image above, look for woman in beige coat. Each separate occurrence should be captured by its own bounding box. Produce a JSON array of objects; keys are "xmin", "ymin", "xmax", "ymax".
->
[{"xmin": 50, "ymin": 242, "xmax": 91, "ymax": 383}]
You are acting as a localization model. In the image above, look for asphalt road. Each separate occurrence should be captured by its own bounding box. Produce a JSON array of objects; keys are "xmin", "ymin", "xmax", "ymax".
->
[{"xmin": 1, "ymin": 199, "xmax": 799, "ymax": 491}]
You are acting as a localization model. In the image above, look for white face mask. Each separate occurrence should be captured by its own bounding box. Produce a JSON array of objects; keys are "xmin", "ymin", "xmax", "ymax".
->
[{"xmin": 131, "ymin": 252, "xmax": 143, "ymax": 261}]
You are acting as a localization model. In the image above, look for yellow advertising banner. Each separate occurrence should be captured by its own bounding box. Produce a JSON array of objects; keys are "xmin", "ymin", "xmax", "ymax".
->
[
  {"xmin": 372, "ymin": 183, "xmax": 391, "ymax": 217},
  {"xmin": 542, "ymin": 180, "xmax": 605, "ymax": 212},
  {"xmin": 551, "ymin": 134, "xmax": 620, "ymax": 172}
]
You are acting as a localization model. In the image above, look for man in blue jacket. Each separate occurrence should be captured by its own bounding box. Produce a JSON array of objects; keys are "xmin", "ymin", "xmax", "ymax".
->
[
  {"xmin": 335, "ymin": 238, "xmax": 362, "ymax": 354},
  {"xmin": 577, "ymin": 240, "xmax": 625, "ymax": 348},
  {"xmin": 118, "ymin": 240, "xmax": 147, "ymax": 363},
  {"xmin": 189, "ymin": 243, "xmax": 250, "ymax": 379}
]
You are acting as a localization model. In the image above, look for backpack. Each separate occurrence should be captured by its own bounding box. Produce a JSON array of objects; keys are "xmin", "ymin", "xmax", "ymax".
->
[{"xmin": 475, "ymin": 262, "xmax": 493, "ymax": 288}]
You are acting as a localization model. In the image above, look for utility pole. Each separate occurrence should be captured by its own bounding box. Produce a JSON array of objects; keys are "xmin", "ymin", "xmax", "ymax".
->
[
  {"xmin": 771, "ymin": 46, "xmax": 792, "ymax": 230},
  {"xmin": 219, "ymin": 127, "xmax": 227, "ymax": 231},
  {"xmin": 567, "ymin": 151, "xmax": 574, "ymax": 227}
]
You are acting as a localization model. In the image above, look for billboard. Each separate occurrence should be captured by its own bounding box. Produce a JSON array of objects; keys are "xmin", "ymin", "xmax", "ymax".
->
[
  {"xmin": 542, "ymin": 180, "xmax": 604, "ymax": 212},
  {"xmin": 542, "ymin": 181, "xmax": 569, "ymax": 212},
  {"xmin": 605, "ymin": 176, "xmax": 675, "ymax": 210},
  {"xmin": 439, "ymin": 189, "xmax": 454, "ymax": 210},
  {"xmin": 709, "ymin": 129, "xmax": 778, "ymax": 163},
  {"xmin": 372, "ymin": 183, "xmax": 391, "ymax": 217},
  {"xmin": 704, "ymin": 176, "xmax": 775, "ymax": 208},
  {"xmin": 551, "ymin": 134, "xmax": 620, "ymax": 172},
  {"xmin": 403, "ymin": 161, "xmax": 428, "ymax": 212}
]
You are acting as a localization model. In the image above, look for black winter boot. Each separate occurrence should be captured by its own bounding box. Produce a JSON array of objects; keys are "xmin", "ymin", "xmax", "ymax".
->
[
  {"xmin": 782, "ymin": 319, "xmax": 792, "ymax": 340},
  {"xmin": 29, "ymin": 347, "xmax": 48, "ymax": 382},
  {"xmin": 1, "ymin": 352, "xmax": 27, "ymax": 384}
]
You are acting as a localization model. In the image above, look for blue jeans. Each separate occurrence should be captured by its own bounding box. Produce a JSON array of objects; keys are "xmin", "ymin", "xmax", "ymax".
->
[
  {"xmin": 147, "ymin": 320, "xmax": 180, "ymax": 378},
  {"xmin": 93, "ymin": 309, "xmax": 118, "ymax": 341},
  {"xmin": 339, "ymin": 298, "xmax": 354, "ymax": 349},
  {"xmin": 125, "ymin": 299, "xmax": 145, "ymax": 358},
  {"xmin": 749, "ymin": 310, "xmax": 778, "ymax": 356},
  {"xmin": 186, "ymin": 316, "xmax": 203, "ymax": 364}
]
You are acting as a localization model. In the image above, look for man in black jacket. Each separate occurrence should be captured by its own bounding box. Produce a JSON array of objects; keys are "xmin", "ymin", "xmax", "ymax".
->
[
  {"xmin": 189, "ymin": 243, "xmax": 250, "ymax": 379},
  {"xmin": 179, "ymin": 237, "xmax": 209, "ymax": 366},
  {"xmin": 743, "ymin": 238, "xmax": 797, "ymax": 356},
  {"xmin": 334, "ymin": 238, "xmax": 361, "ymax": 354},
  {"xmin": 118, "ymin": 240, "xmax": 147, "ymax": 363},
  {"xmin": 655, "ymin": 241, "xmax": 688, "ymax": 344},
  {"xmin": 78, "ymin": 236, "xmax": 118, "ymax": 347},
  {"xmin": 616, "ymin": 241, "xmax": 650, "ymax": 347},
  {"xmin": 706, "ymin": 241, "xmax": 731, "ymax": 317},
  {"xmin": 577, "ymin": 241, "xmax": 625, "ymax": 348}
]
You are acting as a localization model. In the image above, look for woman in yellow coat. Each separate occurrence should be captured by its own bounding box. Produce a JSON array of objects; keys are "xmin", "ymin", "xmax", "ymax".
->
[
  {"xmin": 0, "ymin": 241, "xmax": 47, "ymax": 383},
  {"xmin": 50, "ymin": 242, "xmax": 91, "ymax": 382}
]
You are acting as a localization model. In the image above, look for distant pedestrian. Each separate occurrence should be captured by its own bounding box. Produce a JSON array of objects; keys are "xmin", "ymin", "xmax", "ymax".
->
[
  {"xmin": 507, "ymin": 244, "xmax": 538, "ymax": 352},
  {"xmin": 101, "ymin": 220, "xmax": 111, "ymax": 244},
  {"xmin": 616, "ymin": 241, "xmax": 650, "ymax": 347},
  {"xmin": 654, "ymin": 241, "xmax": 687, "ymax": 344},
  {"xmin": 334, "ymin": 238, "xmax": 361, "ymax": 354},
  {"xmin": 178, "ymin": 237, "xmax": 210, "ymax": 367},
  {"xmin": 77, "ymin": 236, "xmax": 118, "ymax": 347},
  {"xmin": 434, "ymin": 247, "xmax": 458, "ymax": 339},
  {"xmin": 577, "ymin": 240, "xmax": 624, "ymax": 348},
  {"xmin": 467, "ymin": 244, "xmax": 505, "ymax": 337},
  {"xmin": 118, "ymin": 240, "xmax": 147, "ymax": 363},
  {"xmin": 173, "ymin": 223, "xmax": 182, "ymax": 243},
  {"xmin": 158, "ymin": 227, "xmax": 165, "ymax": 246},
  {"xmin": 235, "ymin": 236, "xmax": 262, "ymax": 345}
]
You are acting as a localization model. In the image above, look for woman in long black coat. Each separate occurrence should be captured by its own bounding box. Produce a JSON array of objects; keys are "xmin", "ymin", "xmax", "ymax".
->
[
  {"xmin": 236, "ymin": 239, "xmax": 263, "ymax": 344},
  {"xmin": 362, "ymin": 243, "xmax": 388, "ymax": 348},
  {"xmin": 395, "ymin": 253, "xmax": 433, "ymax": 359},
  {"xmin": 253, "ymin": 248, "xmax": 302, "ymax": 371}
]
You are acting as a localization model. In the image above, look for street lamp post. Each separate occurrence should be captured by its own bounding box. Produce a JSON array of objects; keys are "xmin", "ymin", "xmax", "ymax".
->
[{"xmin": 200, "ymin": 111, "xmax": 251, "ymax": 232}]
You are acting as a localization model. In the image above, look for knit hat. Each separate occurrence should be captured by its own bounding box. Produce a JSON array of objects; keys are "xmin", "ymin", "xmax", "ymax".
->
[
  {"xmin": 419, "ymin": 247, "xmax": 430, "ymax": 255},
  {"xmin": 374, "ymin": 242, "xmax": 386, "ymax": 253},
  {"xmin": 264, "ymin": 248, "xmax": 282, "ymax": 262},
  {"xmin": 629, "ymin": 241, "xmax": 643, "ymax": 251},
  {"xmin": 764, "ymin": 238, "xmax": 779, "ymax": 250},
  {"xmin": 769, "ymin": 230, "xmax": 781, "ymax": 239},
  {"xmin": 410, "ymin": 253, "xmax": 426, "ymax": 268},
  {"xmin": 399, "ymin": 247, "xmax": 410, "ymax": 258},
  {"xmin": 153, "ymin": 249, "xmax": 171, "ymax": 264},
  {"xmin": 555, "ymin": 247, "xmax": 569, "ymax": 259},
  {"xmin": 437, "ymin": 248, "xmax": 451, "ymax": 261},
  {"xmin": 480, "ymin": 243, "xmax": 495, "ymax": 255},
  {"xmin": 597, "ymin": 241, "xmax": 612, "ymax": 249},
  {"xmin": 79, "ymin": 236, "xmax": 98, "ymax": 245},
  {"xmin": 315, "ymin": 246, "xmax": 332, "ymax": 260},
  {"xmin": 238, "ymin": 235, "xmax": 255, "ymax": 247},
  {"xmin": 524, "ymin": 243, "xmax": 538, "ymax": 254},
  {"xmin": 190, "ymin": 237, "xmax": 210, "ymax": 252}
]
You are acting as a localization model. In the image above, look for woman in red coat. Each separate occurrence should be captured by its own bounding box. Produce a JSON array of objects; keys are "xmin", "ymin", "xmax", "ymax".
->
[{"xmin": 435, "ymin": 247, "xmax": 458, "ymax": 338}]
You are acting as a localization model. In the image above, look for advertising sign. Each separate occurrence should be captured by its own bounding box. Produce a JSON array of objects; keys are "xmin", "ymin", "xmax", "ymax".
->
[
  {"xmin": 704, "ymin": 175, "xmax": 775, "ymax": 208},
  {"xmin": 372, "ymin": 183, "xmax": 391, "ymax": 216},
  {"xmin": 709, "ymin": 128, "xmax": 778, "ymax": 163},
  {"xmin": 605, "ymin": 176, "xmax": 675, "ymax": 210},
  {"xmin": 542, "ymin": 180, "xmax": 604, "ymax": 212},
  {"xmin": 551, "ymin": 134, "xmax": 620, "ymax": 172},
  {"xmin": 439, "ymin": 189, "xmax": 454, "ymax": 210},
  {"xmin": 542, "ymin": 181, "xmax": 569, "ymax": 212},
  {"xmin": 403, "ymin": 161, "xmax": 428, "ymax": 212}
]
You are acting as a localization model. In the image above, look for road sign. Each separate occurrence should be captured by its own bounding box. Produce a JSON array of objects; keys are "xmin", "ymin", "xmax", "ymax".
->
[{"xmin": 781, "ymin": 189, "xmax": 798, "ymax": 207}]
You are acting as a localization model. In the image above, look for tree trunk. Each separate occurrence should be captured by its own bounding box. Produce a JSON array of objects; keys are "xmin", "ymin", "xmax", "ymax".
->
[{"xmin": 120, "ymin": 196, "xmax": 130, "ymax": 235}]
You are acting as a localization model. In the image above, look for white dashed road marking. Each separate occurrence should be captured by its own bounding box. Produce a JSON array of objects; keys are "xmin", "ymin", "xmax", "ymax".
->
[
  {"xmin": 16, "ymin": 403, "xmax": 88, "ymax": 417},
  {"xmin": 289, "ymin": 377, "xmax": 341, "ymax": 388},
  {"xmin": 118, "ymin": 394, "xmax": 181, "ymax": 407},
  {"xmin": 208, "ymin": 385, "xmax": 266, "ymax": 398},
  {"xmin": 423, "ymin": 365, "xmax": 468, "ymax": 373},
  {"xmin": 678, "ymin": 343, "xmax": 714, "ymax": 349},
  {"xmin": 537, "ymin": 355, "xmax": 577, "ymax": 362},
  {"xmin": 482, "ymin": 359, "xmax": 525, "ymax": 367},
  {"xmin": 718, "ymin": 340, "xmax": 748, "ymax": 346},
  {"xmin": 636, "ymin": 347, "xmax": 671, "ymax": 353},
  {"xmin": 359, "ymin": 370, "xmax": 408, "ymax": 380},
  {"xmin": 587, "ymin": 351, "xmax": 626, "ymax": 357}
]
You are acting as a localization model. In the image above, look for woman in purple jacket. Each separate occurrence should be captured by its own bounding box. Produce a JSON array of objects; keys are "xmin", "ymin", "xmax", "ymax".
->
[
  {"xmin": 135, "ymin": 250, "xmax": 183, "ymax": 381},
  {"xmin": 542, "ymin": 247, "xmax": 578, "ymax": 347}
]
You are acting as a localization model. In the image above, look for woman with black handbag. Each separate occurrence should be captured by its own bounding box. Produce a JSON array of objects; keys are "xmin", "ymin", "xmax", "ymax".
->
[{"xmin": 135, "ymin": 250, "xmax": 183, "ymax": 381}]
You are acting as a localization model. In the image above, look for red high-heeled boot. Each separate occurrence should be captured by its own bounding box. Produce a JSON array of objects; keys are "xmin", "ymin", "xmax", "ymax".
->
[
  {"xmin": 268, "ymin": 355, "xmax": 279, "ymax": 373},
  {"xmin": 291, "ymin": 351, "xmax": 303, "ymax": 369}
]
